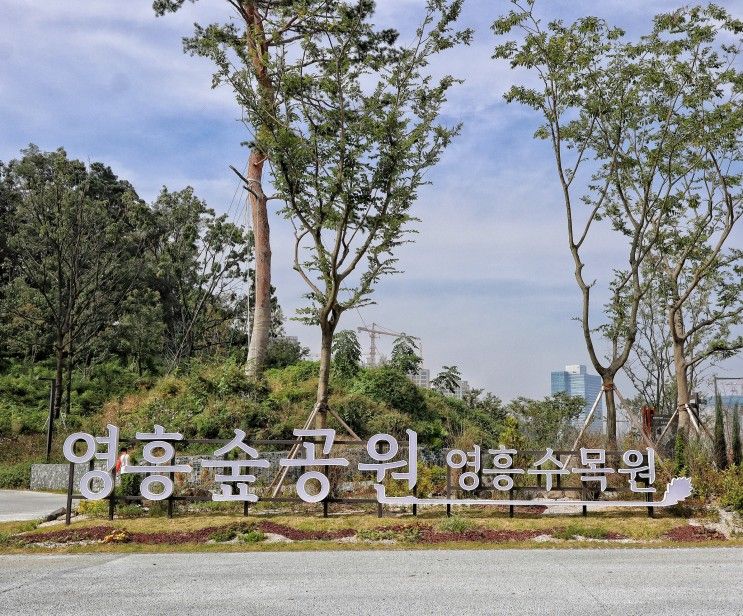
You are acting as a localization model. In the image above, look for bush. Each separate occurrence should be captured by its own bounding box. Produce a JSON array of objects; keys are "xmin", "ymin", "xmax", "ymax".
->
[
  {"xmin": 118, "ymin": 473, "xmax": 142, "ymax": 499},
  {"xmin": 77, "ymin": 500, "xmax": 108, "ymax": 517},
  {"xmin": 351, "ymin": 366, "xmax": 427, "ymax": 418},
  {"xmin": 116, "ymin": 504, "xmax": 144, "ymax": 518},
  {"xmin": 553, "ymin": 524, "xmax": 611, "ymax": 540},
  {"xmin": 721, "ymin": 466, "xmax": 743, "ymax": 513},
  {"xmin": 238, "ymin": 529, "xmax": 265, "ymax": 543},
  {"xmin": 0, "ymin": 462, "xmax": 31, "ymax": 488},
  {"xmin": 438, "ymin": 516, "xmax": 474, "ymax": 533}
]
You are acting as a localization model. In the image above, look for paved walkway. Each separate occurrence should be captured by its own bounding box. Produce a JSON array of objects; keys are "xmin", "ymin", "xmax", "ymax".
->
[
  {"xmin": 0, "ymin": 490, "xmax": 67, "ymax": 522},
  {"xmin": 0, "ymin": 548, "xmax": 741, "ymax": 615}
]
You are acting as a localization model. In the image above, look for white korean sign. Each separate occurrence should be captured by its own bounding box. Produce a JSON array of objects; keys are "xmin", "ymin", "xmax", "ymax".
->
[{"xmin": 62, "ymin": 425, "xmax": 693, "ymax": 508}]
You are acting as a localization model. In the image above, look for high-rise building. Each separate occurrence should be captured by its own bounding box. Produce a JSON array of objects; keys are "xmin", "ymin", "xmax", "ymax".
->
[
  {"xmin": 550, "ymin": 364, "xmax": 604, "ymax": 432},
  {"xmin": 410, "ymin": 369, "xmax": 430, "ymax": 389},
  {"xmin": 450, "ymin": 379, "xmax": 471, "ymax": 400}
]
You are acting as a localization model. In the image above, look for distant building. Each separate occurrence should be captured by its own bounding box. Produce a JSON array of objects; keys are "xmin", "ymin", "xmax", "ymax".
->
[
  {"xmin": 412, "ymin": 369, "xmax": 470, "ymax": 400},
  {"xmin": 450, "ymin": 379, "xmax": 471, "ymax": 401},
  {"xmin": 551, "ymin": 364, "xmax": 604, "ymax": 432},
  {"xmin": 410, "ymin": 369, "xmax": 430, "ymax": 389}
]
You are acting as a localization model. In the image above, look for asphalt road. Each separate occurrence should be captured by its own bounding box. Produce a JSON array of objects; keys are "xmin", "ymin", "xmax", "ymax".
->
[
  {"xmin": 0, "ymin": 491, "xmax": 66, "ymax": 522},
  {"xmin": 0, "ymin": 548, "xmax": 741, "ymax": 615}
]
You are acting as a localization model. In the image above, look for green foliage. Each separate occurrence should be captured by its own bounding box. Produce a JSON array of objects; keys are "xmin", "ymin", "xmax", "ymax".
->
[
  {"xmin": 732, "ymin": 405, "xmax": 742, "ymax": 467},
  {"xmin": 438, "ymin": 516, "xmax": 474, "ymax": 534},
  {"xmin": 416, "ymin": 465, "xmax": 448, "ymax": 498},
  {"xmin": 720, "ymin": 466, "xmax": 743, "ymax": 513},
  {"xmin": 116, "ymin": 504, "xmax": 145, "ymax": 518},
  {"xmin": 389, "ymin": 335, "xmax": 422, "ymax": 376},
  {"xmin": 77, "ymin": 500, "xmax": 108, "ymax": 517},
  {"xmin": 674, "ymin": 431, "xmax": 687, "ymax": 477},
  {"xmin": 332, "ymin": 330, "xmax": 362, "ymax": 380},
  {"xmin": 238, "ymin": 530, "xmax": 265, "ymax": 544},
  {"xmin": 118, "ymin": 473, "xmax": 142, "ymax": 499},
  {"xmin": 0, "ymin": 462, "xmax": 31, "ymax": 488},
  {"xmin": 432, "ymin": 365, "xmax": 462, "ymax": 395},
  {"xmin": 714, "ymin": 395, "xmax": 728, "ymax": 470},
  {"xmin": 209, "ymin": 527, "xmax": 237, "ymax": 543},
  {"xmin": 351, "ymin": 366, "xmax": 427, "ymax": 419},
  {"xmin": 507, "ymin": 392, "xmax": 584, "ymax": 450},
  {"xmin": 357, "ymin": 526, "xmax": 421, "ymax": 543},
  {"xmin": 553, "ymin": 524, "xmax": 611, "ymax": 540},
  {"xmin": 265, "ymin": 337, "xmax": 308, "ymax": 370}
]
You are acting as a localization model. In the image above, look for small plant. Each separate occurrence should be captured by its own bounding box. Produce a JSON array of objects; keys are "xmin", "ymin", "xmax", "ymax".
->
[
  {"xmin": 356, "ymin": 526, "xmax": 421, "ymax": 543},
  {"xmin": 357, "ymin": 528, "xmax": 398, "ymax": 542},
  {"xmin": 77, "ymin": 500, "xmax": 108, "ymax": 517},
  {"xmin": 0, "ymin": 531, "xmax": 13, "ymax": 546},
  {"xmin": 553, "ymin": 524, "xmax": 611, "ymax": 540},
  {"xmin": 116, "ymin": 504, "xmax": 144, "ymax": 518},
  {"xmin": 721, "ymin": 466, "xmax": 743, "ymax": 513},
  {"xmin": 209, "ymin": 528, "xmax": 237, "ymax": 543},
  {"xmin": 438, "ymin": 516, "xmax": 474, "ymax": 534},
  {"xmin": 238, "ymin": 530, "xmax": 265, "ymax": 544}
]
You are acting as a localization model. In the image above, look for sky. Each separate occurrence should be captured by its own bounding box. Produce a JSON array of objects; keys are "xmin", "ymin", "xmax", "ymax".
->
[{"xmin": 1, "ymin": 0, "xmax": 742, "ymax": 401}]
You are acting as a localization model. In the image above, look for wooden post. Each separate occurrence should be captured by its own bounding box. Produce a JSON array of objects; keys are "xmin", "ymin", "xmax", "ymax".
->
[
  {"xmin": 412, "ymin": 483, "xmax": 417, "ymax": 517},
  {"xmin": 108, "ymin": 467, "xmax": 116, "ymax": 521},
  {"xmin": 509, "ymin": 486, "xmax": 514, "ymax": 518},
  {"xmin": 167, "ymin": 471, "xmax": 174, "ymax": 519},
  {"xmin": 322, "ymin": 464, "xmax": 329, "ymax": 518},
  {"xmin": 65, "ymin": 461, "xmax": 74, "ymax": 526},
  {"xmin": 446, "ymin": 464, "xmax": 452, "ymax": 518}
]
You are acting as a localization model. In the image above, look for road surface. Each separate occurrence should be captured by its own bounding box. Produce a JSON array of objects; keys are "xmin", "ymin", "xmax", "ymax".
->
[
  {"xmin": 0, "ymin": 548, "xmax": 741, "ymax": 615},
  {"xmin": 0, "ymin": 490, "xmax": 66, "ymax": 522}
]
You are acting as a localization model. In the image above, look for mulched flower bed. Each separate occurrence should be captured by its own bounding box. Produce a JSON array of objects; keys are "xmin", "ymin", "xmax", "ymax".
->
[
  {"xmin": 20, "ymin": 521, "xmax": 727, "ymax": 546},
  {"xmin": 22, "ymin": 522, "xmax": 355, "ymax": 546},
  {"xmin": 25, "ymin": 526, "xmax": 115, "ymax": 544},
  {"xmin": 662, "ymin": 525, "xmax": 726, "ymax": 542},
  {"xmin": 367, "ymin": 524, "xmax": 543, "ymax": 543},
  {"xmin": 257, "ymin": 521, "xmax": 355, "ymax": 540}
]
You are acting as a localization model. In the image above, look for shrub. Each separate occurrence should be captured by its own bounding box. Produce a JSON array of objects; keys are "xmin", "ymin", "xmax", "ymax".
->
[
  {"xmin": 238, "ymin": 530, "xmax": 265, "ymax": 543},
  {"xmin": 77, "ymin": 500, "xmax": 108, "ymax": 517},
  {"xmin": 0, "ymin": 462, "xmax": 31, "ymax": 488},
  {"xmin": 116, "ymin": 504, "xmax": 144, "ymax": 518},
  {"xmin": 553, "ymin": 524, "xmax": 611, "ymax": 540},
  {"xmin": 351, "ymin": 366, "xmax": 427, "ymax": 418},
  {"xmin": 118, "ymin": 473, "xmax": 142, "ymax": 499},
  {"xmin": 438, "ymin": 516, "xmax": 474, "ymax": 534},
  {"xmin": 721, "ymin": 466, "xmax": 743, "ymax": 513},
  {"xmin": 417, "ymin": 465, "xmax": 447, "ymax": 498}
]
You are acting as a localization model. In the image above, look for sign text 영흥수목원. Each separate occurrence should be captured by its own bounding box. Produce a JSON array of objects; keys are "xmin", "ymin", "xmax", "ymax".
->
[{"xmin": 62, "ymin": 425, "xmax": 693, "ymax": 508}]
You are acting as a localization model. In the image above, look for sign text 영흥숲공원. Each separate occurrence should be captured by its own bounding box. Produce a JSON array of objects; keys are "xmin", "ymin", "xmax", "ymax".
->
[{"xmin": 62, "ymin": 425, "xmax": 693, "ymax": 508}]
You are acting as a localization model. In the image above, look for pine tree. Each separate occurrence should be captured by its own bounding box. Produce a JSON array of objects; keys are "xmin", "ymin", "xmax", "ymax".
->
[
  {"xmin": 714, "ymin": 394, "xmax": 728, "ymax": 470},
  {"xmin": 674, "ymin": 431, "xmax": 687, "ymax": 477},
  {"xmin": 732, "ymin": 404, "xmax": 742, "ymax": 467}
]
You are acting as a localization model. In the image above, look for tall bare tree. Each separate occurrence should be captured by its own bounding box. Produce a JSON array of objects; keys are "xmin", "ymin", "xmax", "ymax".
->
[{"xmin": 494, "ymin": 2, "xmax": 743, "ymax": 443}]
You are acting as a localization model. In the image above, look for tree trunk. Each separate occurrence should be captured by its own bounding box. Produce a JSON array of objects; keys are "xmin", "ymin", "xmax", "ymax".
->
[
  {"xmin": 315, "ymin": 322, "xmax": 335, "ymax": 430},
  {"xmin": 670, "ymin": 306, "xmax": 691, "ymax": 435},
  {"xmin": 602, "ymin": 375, "xmax": 617, "ymax": 446},
  {"xmin": 52, "ymin": 337, "xmax": 65, "ymax": 422},
  {"xmin": 245, "ymin": 147, "xmax": 272, "ymax": 378}
]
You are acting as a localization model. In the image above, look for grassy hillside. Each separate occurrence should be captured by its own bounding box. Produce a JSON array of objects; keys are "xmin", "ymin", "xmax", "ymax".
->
[{"xmin": 0, "ymin": 359, "xmax": 505, "ymax": 472}]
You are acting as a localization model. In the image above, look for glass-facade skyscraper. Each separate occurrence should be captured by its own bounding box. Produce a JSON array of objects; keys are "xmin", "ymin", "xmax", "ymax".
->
[{"xmin": 550, "ymin": 364, "xmax": 605, "ymax": 432}]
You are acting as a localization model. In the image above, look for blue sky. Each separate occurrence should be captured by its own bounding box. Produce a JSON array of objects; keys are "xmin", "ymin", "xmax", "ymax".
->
[{"xmin": 1, "ymin": 0, "xmax": 742, "ymax": 401}]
